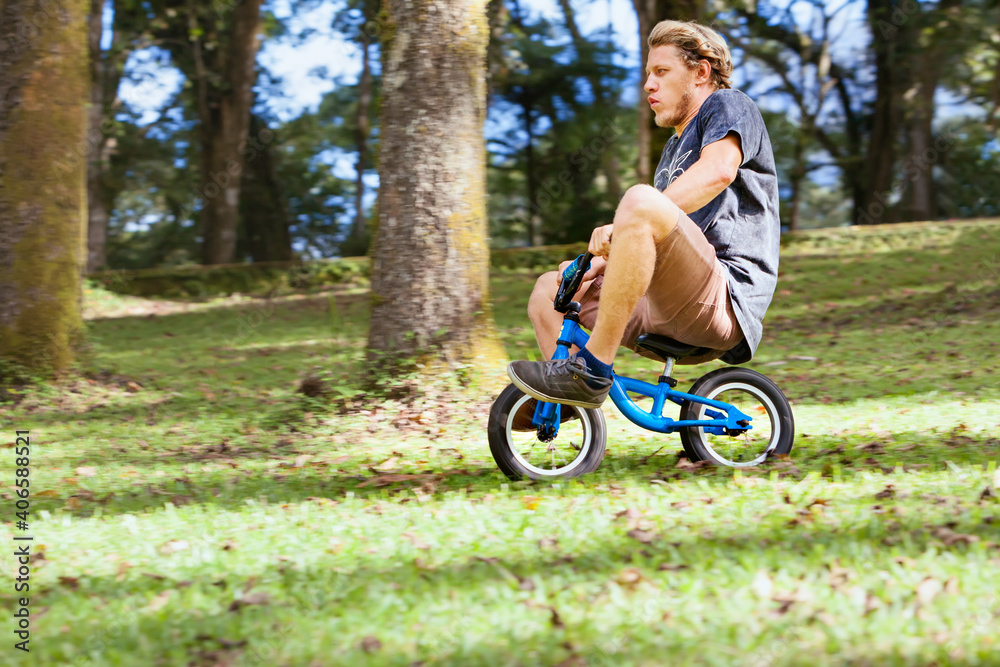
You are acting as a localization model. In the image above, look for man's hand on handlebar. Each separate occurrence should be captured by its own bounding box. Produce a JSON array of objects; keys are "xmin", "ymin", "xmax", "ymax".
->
[
  {"xmin": 556, "ymin": 254, "xmax": 607, "ymax": 286},
  {"xmin": 589, "ymin": 224, "xmax": 613, "ymax": 257}
]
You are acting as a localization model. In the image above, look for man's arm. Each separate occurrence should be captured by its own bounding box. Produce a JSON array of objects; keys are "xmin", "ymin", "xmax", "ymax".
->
[{"xmin": 663, "ymin": 131, "xmax": 743, "ymax": 214}]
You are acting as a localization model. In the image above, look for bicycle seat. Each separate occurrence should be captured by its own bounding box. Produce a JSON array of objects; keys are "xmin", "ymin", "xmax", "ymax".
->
[{"xmin": 634, "ymin": 333, "xmax": 712, "ymax": 361}]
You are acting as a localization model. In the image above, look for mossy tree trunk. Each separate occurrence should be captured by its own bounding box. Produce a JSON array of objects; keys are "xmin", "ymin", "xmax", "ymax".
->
[
  {"xmin": 0, "ymin": 0, "xmax": 90, "ymax": 374},
  {"xmin": 368, "ymin": 0, "xmax": 506, "ymax": 383}
]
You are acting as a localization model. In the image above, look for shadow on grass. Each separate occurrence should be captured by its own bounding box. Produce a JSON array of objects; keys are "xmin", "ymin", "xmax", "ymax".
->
[{"xmin": 31, "ymin": 428, "xmax": 1000, "ymax": 520}]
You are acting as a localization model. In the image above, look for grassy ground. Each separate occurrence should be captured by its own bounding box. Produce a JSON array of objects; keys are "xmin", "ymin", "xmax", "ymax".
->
[{"xmin": 3, "ymin": 220, "xmax": 1000, "ymax": 666}]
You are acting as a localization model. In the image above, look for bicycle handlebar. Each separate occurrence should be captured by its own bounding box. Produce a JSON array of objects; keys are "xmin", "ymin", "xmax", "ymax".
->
[{"xmin": 553, "ymin": 252, "xmax": 593, "ymax": 312}]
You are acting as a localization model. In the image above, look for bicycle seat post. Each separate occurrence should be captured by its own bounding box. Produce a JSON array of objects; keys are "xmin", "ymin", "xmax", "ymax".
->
[{"xmin": 658, "ymin": 357, "xmax": 678, "ymax": 388}]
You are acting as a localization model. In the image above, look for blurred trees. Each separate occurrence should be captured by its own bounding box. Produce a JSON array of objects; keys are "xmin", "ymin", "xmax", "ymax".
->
[
  {"xmin": 57, "ymin": 0, "xmax": 1000, "ymax": 272},
  {"xmin": 0, "ymin": 0, "xmax": 90, "ymax": 374}
]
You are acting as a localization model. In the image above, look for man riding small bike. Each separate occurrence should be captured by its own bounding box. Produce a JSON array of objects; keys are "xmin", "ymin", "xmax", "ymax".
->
[{"xmin": 507, "ymin": 19, "xmax": 781, "ymax": 420}]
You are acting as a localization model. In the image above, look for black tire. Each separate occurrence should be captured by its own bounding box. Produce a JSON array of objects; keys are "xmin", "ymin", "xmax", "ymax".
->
[
  {"xmin": 679, "ymin": 368, "xmax": 794, "ymax": 467},
  {"xmin": 488, "ymin": 383, "xmax": 607, "ymax": 480}
]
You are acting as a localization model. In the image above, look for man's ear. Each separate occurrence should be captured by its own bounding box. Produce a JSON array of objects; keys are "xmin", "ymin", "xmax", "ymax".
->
[{"xmin": 696, "ymin": 60, "xmax": 712, "ymax": 85}]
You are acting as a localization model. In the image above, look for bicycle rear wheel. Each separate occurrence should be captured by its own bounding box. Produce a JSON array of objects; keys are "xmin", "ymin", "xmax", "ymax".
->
[{"xmin": 679, "ymin": 368, "xmax": 794, "ymax": 467}]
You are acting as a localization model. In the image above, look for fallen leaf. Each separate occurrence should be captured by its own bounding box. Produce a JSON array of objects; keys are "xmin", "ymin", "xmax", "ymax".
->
[
  {"xmin": 35, "ymin": 489, "xmax": 58, "ymax": 498},
  {"xmin": 916, "ymin": 577, "xmax": 942, "ymax": 605},
  {"xmin": 228, "ymin": 592, "xmax": 270, "ymax": 612},
  {"xmin": 147, "ymin": 590, "xmax": 172, "ymax": 612},
  {"xmin": 159, "ymin": 539, "xmax": 190, "ymax": 555},
  {"xmin": 626, "ymin": 528, "xmax": 656, "ymax": 544},
  {"xmin": 616, "ymin": 567, "xmax": 644, "ymax": 587},
  {"xmin": 521, "ymin": 495, "xmax": 542, "ymax": 511},
  {"xmin": 657, "ymin": 563, "xmax": 689, "ymax": 572},
  {"xmin": 58, "ymin": 576, "xmax": 80, "ymax": 590},
  {"xmin": 538, "ymin": 536, "xmax": 558, "ymax": 549},
  {"xmin": 874, "ymin": 485, "xmax": 896, "ymax": 500},
  {"xmin": 360, "ymin": 636, "xmax": 382, "ymax": 653},
  {"xmin": 75, "ymin": 467, "xmax": 97, "ymax": 478},
  {"xmin": 292, "ymin": 454, "xmax": 311, "ymax": 468},
  {"xmin": 374, "ymin": 456, "xmax": 399, "ymax": 472}
]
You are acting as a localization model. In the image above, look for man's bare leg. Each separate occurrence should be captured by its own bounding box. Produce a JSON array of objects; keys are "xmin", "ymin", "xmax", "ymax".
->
[
  {"xmin": 527, "ymin": 271, "xmax": 593, "ymax": 359},
  {"xmin": 507, "ymin": 186, "xmax": 681, "ymax": 408},
  {"xmin": 586, "ymin": 185, "xmax": 681, "ymax": 365}
]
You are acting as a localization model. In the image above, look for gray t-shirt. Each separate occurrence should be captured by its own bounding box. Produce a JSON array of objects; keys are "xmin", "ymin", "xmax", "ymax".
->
[{"xmin": 652, "ymin": 88, "xmax": 780, "ymax": 364}]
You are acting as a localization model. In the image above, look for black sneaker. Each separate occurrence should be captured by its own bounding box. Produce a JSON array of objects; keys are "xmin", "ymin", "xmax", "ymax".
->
[{"xmin": 507, "ymin": 355, "xmax": 612, "ymax": 409}]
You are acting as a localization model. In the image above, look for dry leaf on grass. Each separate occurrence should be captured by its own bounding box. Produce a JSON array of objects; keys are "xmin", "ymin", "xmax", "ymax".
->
[
  {"xmin": 159, "ymin": 539, "xmax": 190, "ymax": 555},
  {"xmin": 147, "ymin": 590, "xmax": 172, "ymax": 612},
  {"xmin": 360, "ymin": 636, "xmax": 382, "ymax": 653},
  {"xmin": 916, "ymin": 577, "xmax": 942, "ymax": 606},
  {"xmin": 626, "ymin": 528, "xmax": 657, "ymax": 544},
  {"xmin": 58, "ymin": 576, "xmax": 80, "ymax": 590},
  {"xmin": 374, "ymin": 456, "xmax": 399, "ymax": 472},
  {"xmin": 228, "ymin": 592, "xmax": 270, "ymax": 612}
]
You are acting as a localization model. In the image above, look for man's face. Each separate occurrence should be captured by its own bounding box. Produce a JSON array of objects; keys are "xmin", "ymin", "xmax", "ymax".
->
[{"xmin": 644, "ymin": 45, "xmax": 699, "ymax": 129}]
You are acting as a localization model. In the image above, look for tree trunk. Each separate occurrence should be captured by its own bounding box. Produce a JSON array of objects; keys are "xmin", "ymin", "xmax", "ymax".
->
[
  {"xmin": 0, "ymin": 0, "xmax": 90, "ymax": 374},
  {"xmin": 523, "ymin": 102, "xmax": 542, "ymax": 246},
  {"xmin": 197, "ymin": 0, "xmax": 262, "ymax": 265},
  {"xmin": 633, "ymin": 0, "xmax": 703, "ymax": 184},
  {"xmin": 86, "ymin": 0, "xmax": 108, "ymax": 272},
  {"xmin": 238, "ymin": 115, "xmax": 292, "ymax": 262},
  {"xmin": 348, "ymin": 36, "xmax": 373, "ymax": 254},
  {"xmin": 369, "ymin": 0, "xmax": 506, "ymax": 380},
  {"xmin": 858, "ymin": 0, "xmax": 904, "ymax": 224},
  {"xmin": 898, "ymin": 51, "xmax": 938, "ymax": 223}
]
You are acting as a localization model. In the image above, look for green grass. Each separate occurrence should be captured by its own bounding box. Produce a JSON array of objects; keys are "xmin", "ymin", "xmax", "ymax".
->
[{"xmin": 3, "ymin": 220, "xmax": 1000, "ymax": 666}]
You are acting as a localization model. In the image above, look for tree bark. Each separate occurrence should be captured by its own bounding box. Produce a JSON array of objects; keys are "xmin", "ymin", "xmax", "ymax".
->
[
  {"xmin": 86, "ymin": 0, "xmax": 108, "ymax": 272},
  {"xmin": 196, "ymin": 0, "xmax": 263, "ymax": 265},
  {"xmin": 238, "ymin": 115, "xmax": 292, "ymax": 262},
  {"xmin": 633, "ymin": 0, "xmax": 703, "ymax": 184},
  {"xmin": 0, "ymin": 0, "xmax": 90, "ymax": 374},
  {"xmin": 369, "ymin": 0, "xmax": 506, "ymax": 380},
  {"xmin": 348, "ymin": 35, "xmax": 373, "ymax": 254},
  {"xmin": 858, "ymin": 0, "xmax": 904, "ymax": 224}
]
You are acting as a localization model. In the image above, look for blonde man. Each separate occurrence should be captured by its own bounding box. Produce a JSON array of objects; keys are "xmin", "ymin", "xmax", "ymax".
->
[{"xmin": 508, "ymin": 20, "xmax": 780, "ymax": 412}]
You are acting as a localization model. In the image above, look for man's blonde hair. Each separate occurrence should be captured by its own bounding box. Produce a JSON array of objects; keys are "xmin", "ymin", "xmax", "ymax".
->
[{"xmin": 648, "ymin": 20, "xmax": 732, "ymax": 90}]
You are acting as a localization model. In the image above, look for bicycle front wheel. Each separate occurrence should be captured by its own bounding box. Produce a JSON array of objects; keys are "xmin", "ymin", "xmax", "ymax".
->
[{"xmin": 488, "ymin": 383, "xmax": 607, "ymax": 480}]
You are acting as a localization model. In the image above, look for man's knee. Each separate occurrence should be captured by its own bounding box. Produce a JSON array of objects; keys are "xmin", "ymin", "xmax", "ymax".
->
[
  {"xmin": 528, "ymin": 271, "xmax": 558, "ymax": 320},
  {"xmin": 615, "ymin": 184, "xmax": 678, "ymax": 239}
]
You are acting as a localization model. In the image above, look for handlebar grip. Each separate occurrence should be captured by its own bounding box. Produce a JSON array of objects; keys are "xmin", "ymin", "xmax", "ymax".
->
[{"xmin": 553, "ymin": 252, "xmax": 593, "ymax": 312}]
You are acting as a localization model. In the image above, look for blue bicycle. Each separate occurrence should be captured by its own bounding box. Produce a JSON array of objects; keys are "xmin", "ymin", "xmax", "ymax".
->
[{"xmin": 488, "ymin": 252, "xmax": 795, "ymax": 479}]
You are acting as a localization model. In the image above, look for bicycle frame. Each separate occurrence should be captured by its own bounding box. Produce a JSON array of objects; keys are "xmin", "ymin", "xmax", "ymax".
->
[{"xmin": 530, "ymin": 316, "xmax": 753, "ymax": 436}]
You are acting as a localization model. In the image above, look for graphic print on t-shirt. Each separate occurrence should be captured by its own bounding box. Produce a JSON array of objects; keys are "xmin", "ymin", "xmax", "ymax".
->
[{"xmin": 654, "ymin": 148, "xmax": 693, "ymax": 190}]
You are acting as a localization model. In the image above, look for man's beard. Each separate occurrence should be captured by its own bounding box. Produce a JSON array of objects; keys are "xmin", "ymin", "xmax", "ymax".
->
[{"xmin": 654, "ymin": 90, "xmax": 693, "ymax": 129}]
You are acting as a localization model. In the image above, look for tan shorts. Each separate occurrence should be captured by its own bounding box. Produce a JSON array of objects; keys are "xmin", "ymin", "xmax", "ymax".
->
[{"xmin": 578, "ymin": 212, "xmax": 744, "ymax": 365}]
